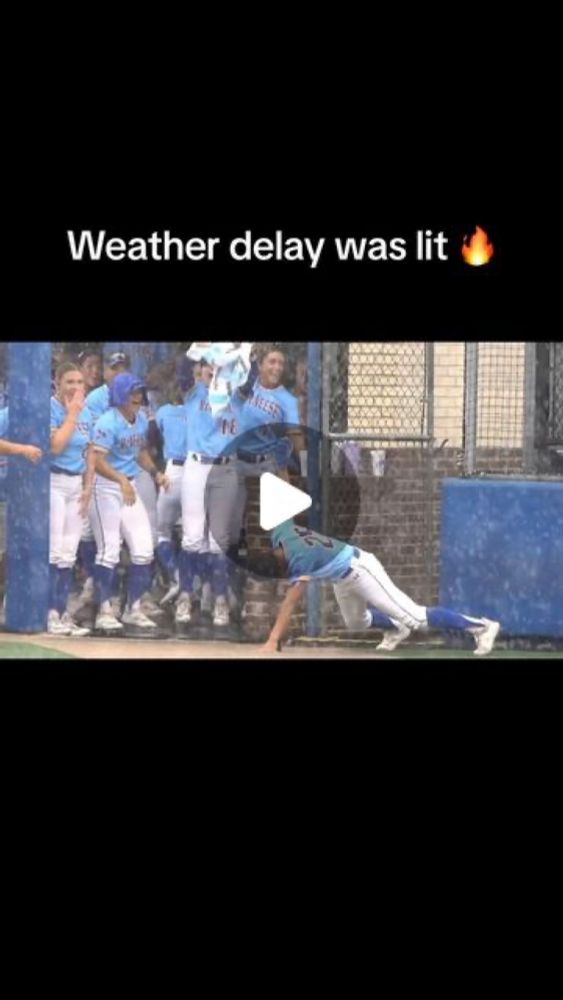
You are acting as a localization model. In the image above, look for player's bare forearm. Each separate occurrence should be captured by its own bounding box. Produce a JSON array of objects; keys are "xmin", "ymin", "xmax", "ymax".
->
[
  {"xmin": 137, "ymin": 447, "xmax": 159, "ymax": 476},
  {"xmin": 260, "ymin": 581, "xmax": 306, "ymax": 652},
  {"xmin": 83, "ymin": 444, "xmax": 96, "ymax": 492},
  {"xmin": 94, "ymin": 451, "xmax": 128, "ymax": 486},
  {"xmin": 50, "ymin": 416, "xmax": 79, "ymax": 455}
]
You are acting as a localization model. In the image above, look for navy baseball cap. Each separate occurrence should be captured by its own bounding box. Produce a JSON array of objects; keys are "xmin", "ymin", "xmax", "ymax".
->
[
  {"xmin": 105, "ymin": 351, "xmax": 130, "ymax": 369},
  {"xmin": 110, "ymin": 373, "xmax": 146, "ymax": 407}
]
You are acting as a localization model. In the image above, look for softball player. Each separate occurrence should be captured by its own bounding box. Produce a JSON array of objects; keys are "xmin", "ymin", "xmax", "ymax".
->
[
  {"xmin": 233, "ymin": 344, "xmax": 304, "ymax": 482},
  {"xmin": 89, "ymin": 372, "xmax": 169, "ymax": 631},
  {"xmin": 153, "ymin": 383, "xmax": 187, "ymax": 605},
  {"xmin": 260, "ymin": 520, "xmax": 501, "ymax": 657},
  {"xmin": 48, "ymin": 361, "xmax": 96, "ymax": 636},
  {"xmin": 175, "ymin": 360, "xmax": 239, "ymax": 627}
]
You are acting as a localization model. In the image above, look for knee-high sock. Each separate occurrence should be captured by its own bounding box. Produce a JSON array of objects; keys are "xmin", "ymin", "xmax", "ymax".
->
[
  {"xmin": 426, "ymin": 607, "xmax": 484, "ymax": 631},
  {"xmin": 209, "ymin": 553, "xmax": 228, "ymax": 597},
  {"xmin": 56, "ymin": 567, "xmax": 73, "ymax": 616},
  {"xmin": 49, "ymin": 563, "xmax": 59, "ymax": 612},
  {"xmin": 369, "ymin": 607, "xmax": 396, "ymax": 630},
  {"xmin": 156, "ymin": 541, "xmax": 177, "ymax": 580},
  {"xmin": 78, "ymin": 540, "xmax": 97, "ymax": 580},
  {"xmin": 127, "ymin": 564, "xmax": 153, "ymax": 607},
  {"xmin": 94, "ymin": 565, "xmax": 115, "ymax": 607},
  {"xmin": 179, "ymin": 550, "xmax": 198, "ymax": 594}
]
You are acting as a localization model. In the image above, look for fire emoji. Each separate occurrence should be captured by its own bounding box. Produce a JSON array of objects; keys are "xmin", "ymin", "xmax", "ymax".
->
[{"xmin": 461, "ymin": 225, "xmax": 494, "ymax": 266}]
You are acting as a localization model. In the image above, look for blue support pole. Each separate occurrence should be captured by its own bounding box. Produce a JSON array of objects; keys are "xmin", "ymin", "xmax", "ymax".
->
[
  {"xmin": 306, "ymin": 341, "xmax": 322, "ymax": 637},
  {"xmin": 5, "ymin": 342, "xmax": 51, "ymax": 632}
]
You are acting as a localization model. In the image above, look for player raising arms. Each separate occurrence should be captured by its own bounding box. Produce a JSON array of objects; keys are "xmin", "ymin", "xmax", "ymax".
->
[
  {"xmin": 89, "ymin": 372, "xmax": 169, "ymax": 631},
  {"xmin": 48, "ymin": 361, "xmax": 96, "ymax": 636},
  {"xmin": 259, "ymin": 519, "xmax": 501, "ymax": 657},
  {"xmin": 175, "ymin": 358, "xmax": 240, "ymax": 629},
  {"xmin": 233, "ymin": 343, "xmax": 305, "ymax": 482}
]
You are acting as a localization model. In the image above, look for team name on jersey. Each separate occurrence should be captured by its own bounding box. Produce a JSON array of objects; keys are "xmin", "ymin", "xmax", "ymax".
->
[
  {"xmin": 116, "ymin": 433, "xmax": 146, "ymax": 451},
  {"xmin": 75, "ymin": 421, "xmax": 91, "ymax": 436},
  {"xmin": 248, "ymin": 394, "xmax": 282, "ymax": 420}
]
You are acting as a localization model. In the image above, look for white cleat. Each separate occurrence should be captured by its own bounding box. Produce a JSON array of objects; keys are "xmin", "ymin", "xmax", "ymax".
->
[
  {"xmin": 95, "ymin": 611, "xmax": 124, "ymax": 631},
  {"xmin": 472, "ymin": 618, "xmax": 501, "ymax": 656},
  {"xmin": 121, "ymin": 607, "xmax": 158, "ymax": 629},
  {"xmin": 376, "ymin": 624, "xmax": 412, "ymax": 651},
  {"xmin": 47, "ymin": 610, "xmax": 72, "ymax": 636},
  {"xmin": 175, "ymin": 593, "xmax": 192, "ymax": 625},
  {"xmin": 60, "ymin": 612, "xmax": 91, "ymax": 637},
  {"xmin": 213, "ymin": 594, "xmax": 230, "ymax": 627}
]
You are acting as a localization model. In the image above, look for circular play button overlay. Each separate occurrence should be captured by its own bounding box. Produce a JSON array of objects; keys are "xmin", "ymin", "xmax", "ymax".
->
[{"xmin": 202, "ymin": 422, "xmax": 362, "ymax": 579}]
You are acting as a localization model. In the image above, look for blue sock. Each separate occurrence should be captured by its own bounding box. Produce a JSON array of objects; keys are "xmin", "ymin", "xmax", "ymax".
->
[
  {"xmin": 179, "ymin": 550, "xmax": 197, "ymax": 593},
  {"xmin": 128, "ymin": 564, "xmax": 152, "ymax": 606},
  {"xmin": 56, "ymin": 567, "xmax": 73, "ymax": 616},
  {"xmin": 209, "ymin": 554, "xmax": 228, "ymax": 597},
  {"xmin": 369, "ymin": 607, "xmax": 396, "ymax": 630},
  {"xmin": 49, "ymin": 563, "xmax": 59, "ymax": 611},
  {"xmin": 78, "ymin": 540, "xmax": 97, "ymax": 579},
  {"xmin": 94, "ymin": 565, "xmax": 115, "ymax": 606},
  {"xmin": 426, "ymin": 607, "xmax": 482, "ymax": 631},
  {"xmin": 156, "ymin": 541, "xmax": 176, "ymax": 579}
]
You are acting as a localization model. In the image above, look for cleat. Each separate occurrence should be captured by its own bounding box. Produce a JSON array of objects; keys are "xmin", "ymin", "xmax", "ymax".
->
[
  {"xmin": 60, "ymin": 612, "xmax": 91, "ymax": 637},
  {"xmin": 121, "ymin": 607, "xmax": 158, "ymax": 629},
  {"xmin": 472, "ymin": 618, "xmax": 500, "ymax": 656},
  {"xmin": 376, "ymin": 623, "xmax": 412, "ymax": 651},
  {"xmin": 175, "ymin": 593, "xmax": 192, "ymax": 624},
  {"xmin": 95, "ymin": 611, "xmax": 124, "ymax": 631},
  {"xmin": 47, "ymin": 610, "xmax": 72, "ymax": 635},
  {"xmin": 213, "ymin": 594, "xmax": 230, "ymax": 627}
]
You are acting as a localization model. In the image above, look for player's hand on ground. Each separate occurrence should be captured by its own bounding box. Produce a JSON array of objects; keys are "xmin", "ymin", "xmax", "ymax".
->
[
  {"xmin": 120, "ymin": 478, "xmax": 136, "ymax": 506},
  {"xmin": 258, "ymin": 639, "xmax": 282, "ymax": 654},
  {"xmin": 155, "ymin": 471, "xmax": 170, "ymax": 491},
  {"xmin": 21, "ymin": 444, "xmax": 43, "ymax": 464}
]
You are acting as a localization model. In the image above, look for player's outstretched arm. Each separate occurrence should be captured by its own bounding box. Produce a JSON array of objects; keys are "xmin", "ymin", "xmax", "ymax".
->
[
  {"xmin": 0, "ymin": 439, "xmax": 43, "ymax": 462},
  {"xmin": 259, "ymin": 580, "xmax": 307, "ymax": 654}
]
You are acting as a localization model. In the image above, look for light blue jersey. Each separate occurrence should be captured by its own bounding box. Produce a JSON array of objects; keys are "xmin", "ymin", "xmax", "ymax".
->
[
  {"xmin": 233, "ymin": 381, "xmax": 299, "ymax": 455},
  {"xmin": 50, "ymin": 397, "xmax": 93, "ymax": 473},
  {"xmin": 0, "ymin": 406, "xmax": 8, "ymax": 438},
  {"xmin": 272, "ymin": 520, "xmax": 355, "ymax": 584},
  {"xmin": 155, "ymin": 403, "xmax": 187, "ymax": 461},
  {"xmin": 93, "ymin": 407, "xmax": 149, "ymax": 478},
  {"xmin": 184, "ymin": 383, "xmax": 238, "ymax": 457},
  {"xmin": 86, "ymin": 383, "xmax": 110, "ymax": 420}
]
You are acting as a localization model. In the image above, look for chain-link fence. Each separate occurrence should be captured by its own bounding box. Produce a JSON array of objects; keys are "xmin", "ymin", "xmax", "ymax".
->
[{"xmin": 463, "ymin": 341, "xmax": 563, "ymax": 477}]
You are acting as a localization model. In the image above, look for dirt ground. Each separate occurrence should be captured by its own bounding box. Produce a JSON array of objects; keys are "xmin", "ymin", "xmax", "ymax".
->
[{"xmin": 1, "ymin": 631, "xmax": 560, "ymax": 661}]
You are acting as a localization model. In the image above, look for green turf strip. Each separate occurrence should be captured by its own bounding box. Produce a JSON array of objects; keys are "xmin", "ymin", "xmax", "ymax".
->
[{"xmin": 0, "ymin": 642, "xmax": 77, "ymax": 660}]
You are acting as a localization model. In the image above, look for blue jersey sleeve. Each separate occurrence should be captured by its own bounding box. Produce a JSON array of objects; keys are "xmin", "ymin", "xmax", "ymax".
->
[{"xmin": 280, "ymin": 388, "xmax": 299, "ymax": 426}]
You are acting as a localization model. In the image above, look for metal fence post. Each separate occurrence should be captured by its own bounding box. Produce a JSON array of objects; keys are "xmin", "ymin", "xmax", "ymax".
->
[
  {"xmin": 523, "ymin": 342, "xmax": 537, "ymax": 474},
  {"xmin": 463, "ymin": 343, "xmax": 479, "ymax": 475},
  {"xmin": 306, "ymin": 341, "xmax": 321, "ymax": 637}
]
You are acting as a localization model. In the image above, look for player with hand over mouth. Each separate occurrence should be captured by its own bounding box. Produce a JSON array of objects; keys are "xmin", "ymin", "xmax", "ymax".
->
[{"xmin": 259, "ymin": 520, "xmax": 501, "ymax": 657}]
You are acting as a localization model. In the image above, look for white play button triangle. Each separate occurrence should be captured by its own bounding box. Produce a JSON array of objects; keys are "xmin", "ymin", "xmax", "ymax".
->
[{"xmin": 259, "ymin": 472, "xmax": 312, "ymax": 531}]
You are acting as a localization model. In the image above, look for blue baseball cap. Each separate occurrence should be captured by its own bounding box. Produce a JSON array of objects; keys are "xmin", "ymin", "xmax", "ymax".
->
[{"xmin": 110, "ymin": 373, "xmax": 146, "ymax": 407}]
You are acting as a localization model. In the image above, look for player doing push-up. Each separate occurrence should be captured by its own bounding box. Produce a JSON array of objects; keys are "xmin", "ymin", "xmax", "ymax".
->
[{"xmin": 260, "ymin": 520, "xmax": 501, "ymax": 656}]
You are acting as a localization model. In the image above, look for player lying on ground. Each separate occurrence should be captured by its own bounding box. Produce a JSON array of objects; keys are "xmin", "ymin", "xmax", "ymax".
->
[{"xmin": 258, "ymin": 520, "xmax": 501, "ymax": 657}]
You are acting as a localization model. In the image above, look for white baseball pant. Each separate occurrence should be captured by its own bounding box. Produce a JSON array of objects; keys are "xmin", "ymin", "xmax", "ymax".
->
[
  {"xmin": 332, "ymin": 549, "xmax": 428, "ymax": 632},
  {"xmin": 90, "ymin": 477, "xmax": 154, "ymax": 569},
  {"xmin": 135, "ymin": 467, "xmax": 158, "ymax": 548},
  {"xmin": 50, "ymin": 472, "xmax": 84, "ymax": 569},
  {"xmin": 181, "ymin": 454, "xmax": 239, "ymax": 554},
  {"xmin": 157, "ymin": 459, "xmax": 184, "ymax": 544}
]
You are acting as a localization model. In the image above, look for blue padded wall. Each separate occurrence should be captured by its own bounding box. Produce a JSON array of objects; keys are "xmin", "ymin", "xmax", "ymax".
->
[{"xmin": 440, "ymin": 479, "xmax": 563, "ymax": 637}]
